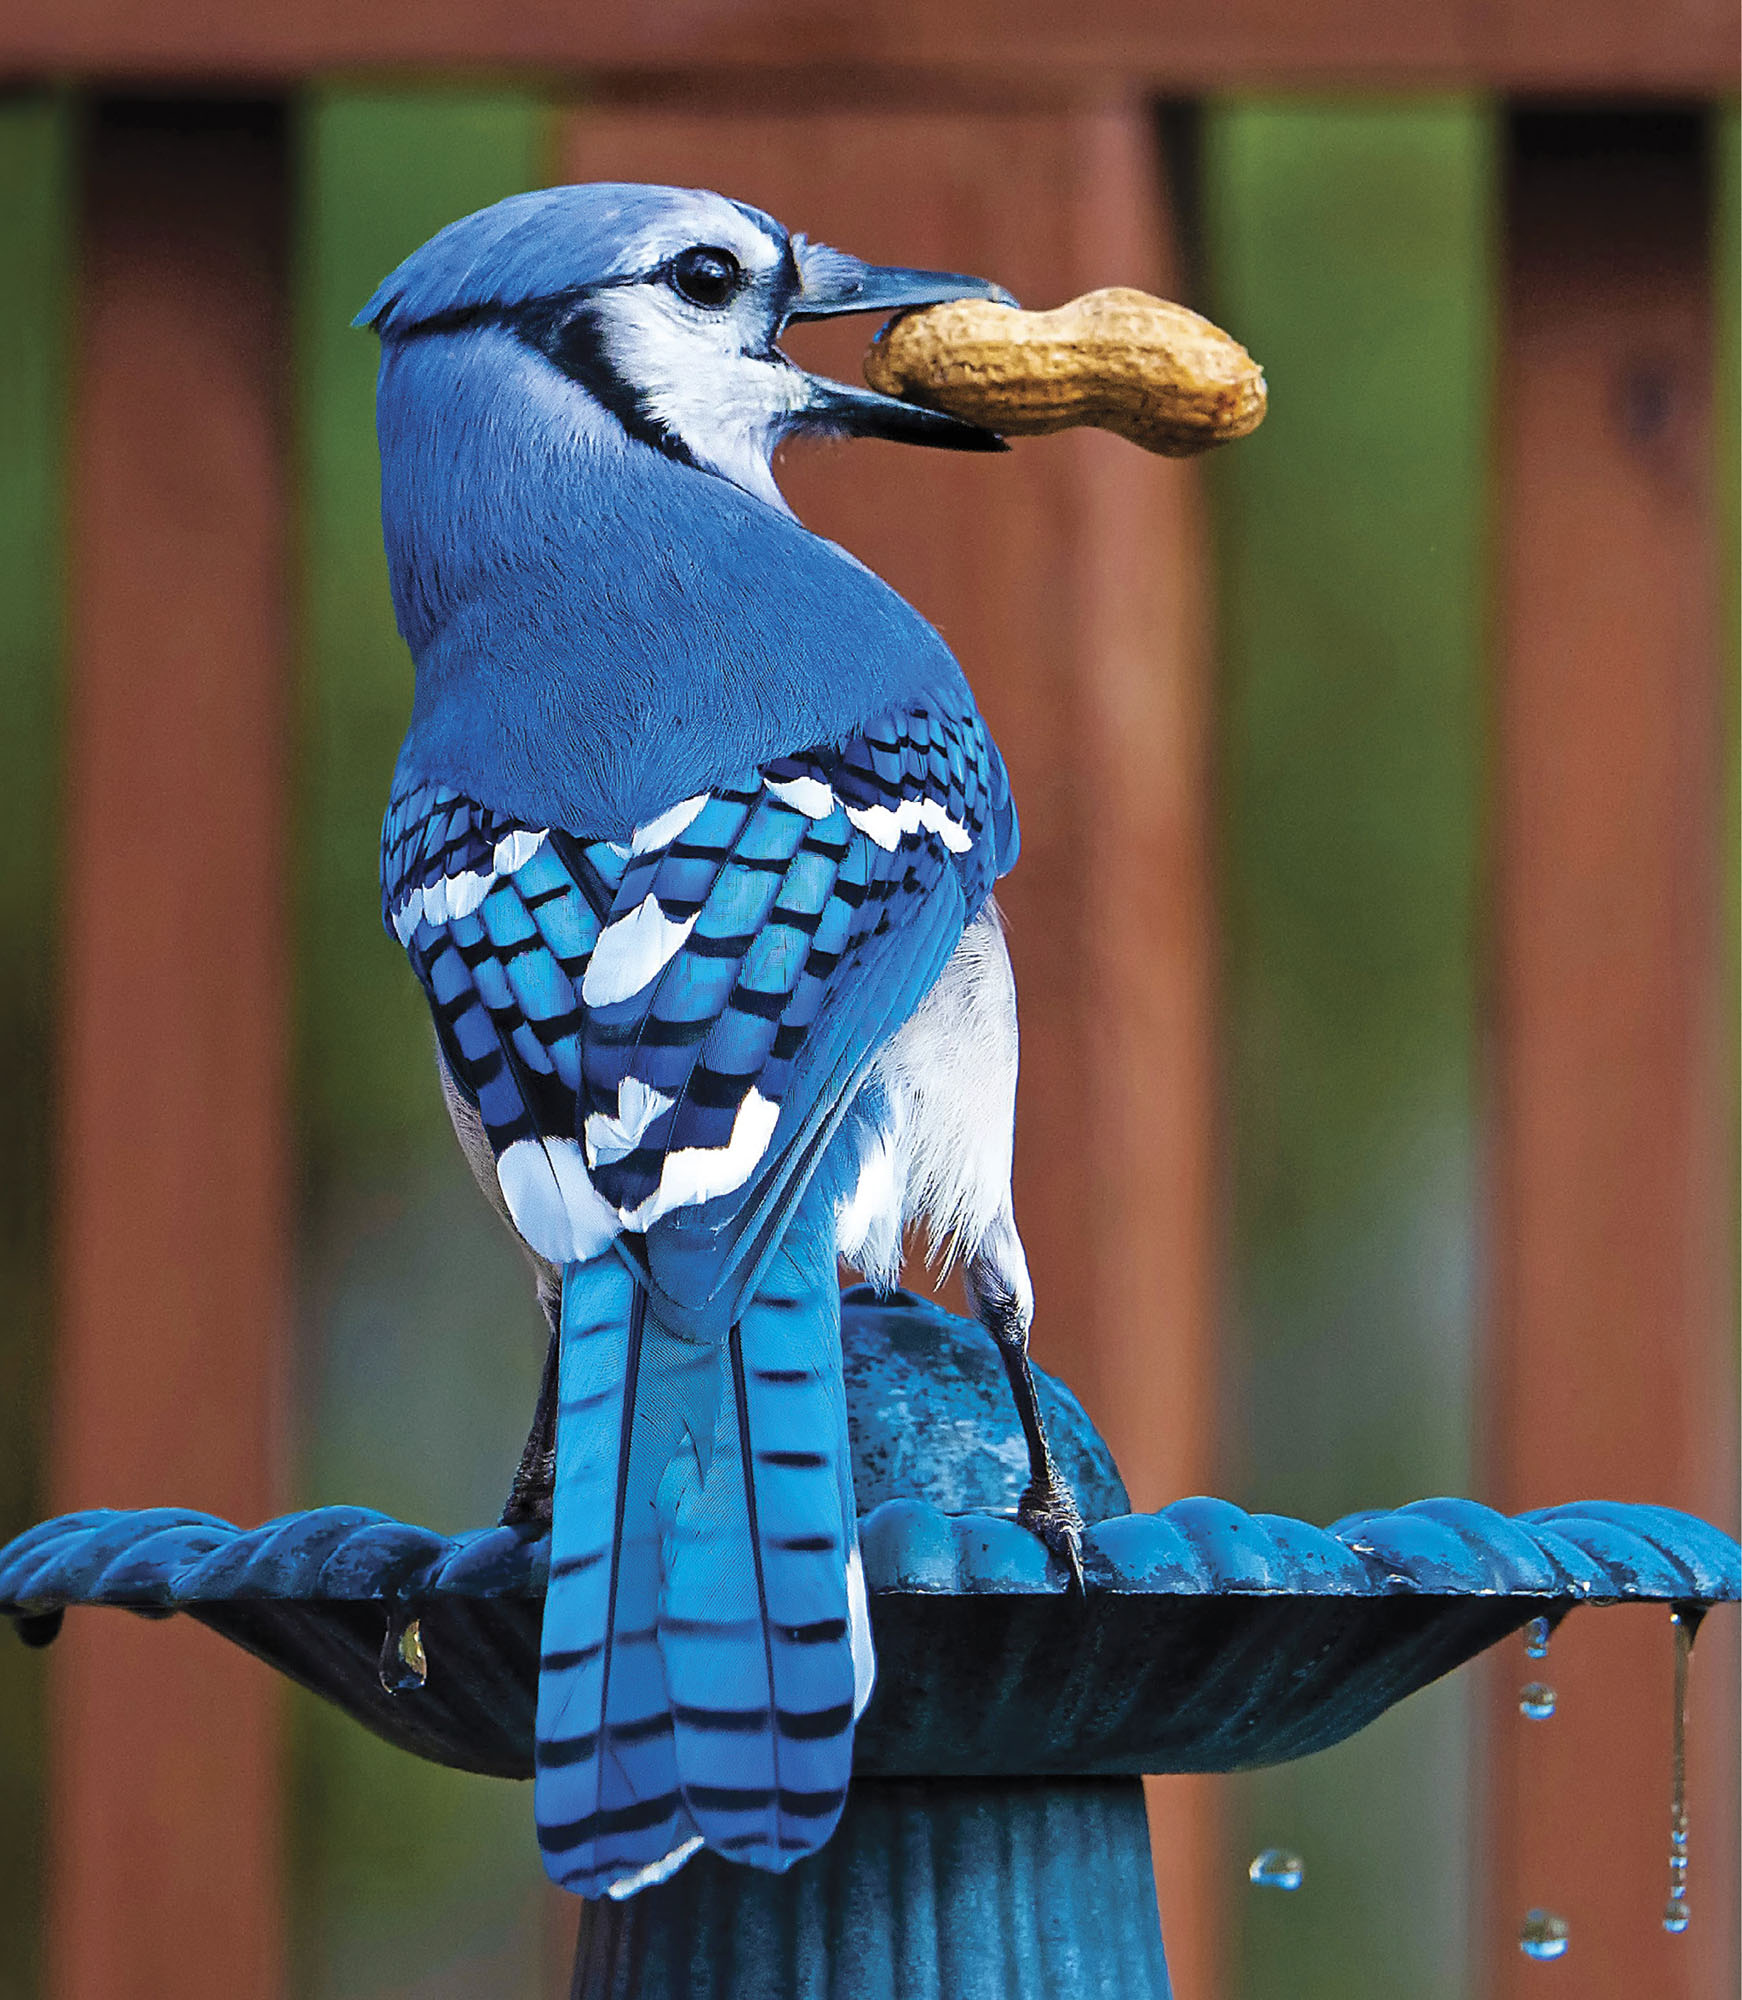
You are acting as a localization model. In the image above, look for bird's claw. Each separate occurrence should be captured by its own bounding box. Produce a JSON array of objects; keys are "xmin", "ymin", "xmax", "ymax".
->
[
  {"xmin": 1018, "ymin": 1477, "xmax": 1087, "ymax": 1594},
  {"xmin": 499, "ymin": 1450, "xmax": 555, "ymax": 1529}
]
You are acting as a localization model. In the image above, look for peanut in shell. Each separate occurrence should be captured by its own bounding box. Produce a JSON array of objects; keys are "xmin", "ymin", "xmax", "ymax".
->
[{"xmin": 863, "ymin": 287, "xmax": 1266, "ymax": 457}]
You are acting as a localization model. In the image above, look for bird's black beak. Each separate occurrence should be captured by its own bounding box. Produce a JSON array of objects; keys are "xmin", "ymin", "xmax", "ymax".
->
[
  {"xmin": 786, "ymin": 242, "xmax": 1016, "ymax": 324},
  {"xmin": 781, "ymin": 241, "xmax": 1014, "ymax": 453}
]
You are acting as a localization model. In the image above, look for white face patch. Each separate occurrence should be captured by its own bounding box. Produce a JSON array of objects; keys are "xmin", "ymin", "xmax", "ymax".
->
[
  {"xmin": 613, "ymin": 194, "xmax": 785, "ymax": 295},
  {"xmin": 589, "ymin": 284, "xmax": 809, "ymax": 513},
  {"xmin": 573, "ymin": 200, "xmax": 810, "ymax": 512}
]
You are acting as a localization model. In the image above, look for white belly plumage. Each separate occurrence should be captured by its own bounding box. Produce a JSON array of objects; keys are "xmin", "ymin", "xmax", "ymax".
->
[{"xmin": 834, "ymin": 904, "xmax": 1021, "ymax": 1291}]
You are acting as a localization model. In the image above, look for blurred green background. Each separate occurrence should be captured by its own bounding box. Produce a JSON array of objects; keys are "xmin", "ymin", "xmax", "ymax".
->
[
  {"xmin": 1207, "ymin": 99, "xmax": 1492, "ymax": 2000},
  {"xmin": 0, "ymin": 84, "xmax": 1734, "ymax": 2000}
]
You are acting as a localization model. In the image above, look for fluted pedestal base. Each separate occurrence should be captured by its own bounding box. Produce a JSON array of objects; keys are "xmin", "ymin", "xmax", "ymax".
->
[{"xmin": 572, "ymin": 1776, "xmax": 1172, "ymax": 2000}]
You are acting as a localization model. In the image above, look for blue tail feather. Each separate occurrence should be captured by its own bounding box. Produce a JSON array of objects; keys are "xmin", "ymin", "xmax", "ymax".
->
[
  {"xmin": 536, "ymin": 1259, "xmax": 696, "ymax": 1893},
  {"xmin": 663, "ymin": 1215, "xmax": 859, "ymax": 1865},
  {"xmin": 535, "ymin": 1192, "xmax": 864, "ymax": 1898}
]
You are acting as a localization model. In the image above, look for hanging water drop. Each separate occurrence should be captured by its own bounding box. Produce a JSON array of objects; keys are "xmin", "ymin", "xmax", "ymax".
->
[
  {"xmin": 13, "ymin": 1608, "xmax": 62, "ymax": 1649},
  {"xmin": 1522, "ymin": 1614, "xmax": 1552, "ymax": 1660},
  {"xmin": 1518, "ymin": 1682, "xmax": 1556, "ymax": 1721},
  {"xmin": 1518, "ymin": 1908, "xmax": 1569, "ymax": 1961},
  {"xmin": 1660, "ymin": 1606, "xmax": 1701, "ymax": 1936},
  {"xmin": 378, "ymin": 1609, "xmax": 428, "ymax": 1694},
  {"xmin": 1247, "ymin": 1848, "xmax": 1304, "ymax": 1891}
]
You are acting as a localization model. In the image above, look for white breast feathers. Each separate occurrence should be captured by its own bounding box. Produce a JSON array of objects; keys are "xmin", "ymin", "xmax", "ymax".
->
[{"xmin": 836, "ymin": 904, "xmax": 1019, "ymax": 1288}]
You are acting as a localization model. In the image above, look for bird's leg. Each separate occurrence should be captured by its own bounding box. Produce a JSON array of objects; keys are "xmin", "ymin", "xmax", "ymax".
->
[
  {"xmin": 501, "ymin": 1273, "xmax": 562, "ymax": 1528},
  {"xmin": 964, "ymin": 1211, "xmax": 1085, "ymax": 1592}
]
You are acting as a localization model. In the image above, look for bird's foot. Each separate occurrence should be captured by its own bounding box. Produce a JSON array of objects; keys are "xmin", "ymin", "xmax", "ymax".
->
[
  {"xmin": 499, "ymin": 1450, "xmax": 555, "ymax": 1530},
  {"xmin": 1018, "ymin": 1474, "xmax": 1086, "ymax": 1593}
]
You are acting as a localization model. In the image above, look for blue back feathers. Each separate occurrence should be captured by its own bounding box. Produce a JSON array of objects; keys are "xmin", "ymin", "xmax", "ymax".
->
[{"xmin": 368, "ymin": 183, "xmax": 977, "ymax": 842}]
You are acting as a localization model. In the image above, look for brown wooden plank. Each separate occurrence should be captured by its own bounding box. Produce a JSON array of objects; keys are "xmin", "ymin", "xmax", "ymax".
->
[
  {"xmin": 558, "ymin": 99, "xmax": 1221, "ymax": 1998},
  {"xmin": 0, "ymin": 0, "xmax": 1734, "ymax": 91},
  {"xmin": 1487, "ymin": 108, "xmax": 1737, "ymax": 2000},
  {"xmin": 1494, "ymin": 0, "xmax": 1740, "ymax": 92},
  {"xmin": 50, "ymin": 98, "xmax": 291, "ymax": 2000}
]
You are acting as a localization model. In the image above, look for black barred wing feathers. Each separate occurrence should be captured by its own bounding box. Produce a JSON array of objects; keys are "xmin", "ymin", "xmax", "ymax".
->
[{"xmin": 381, "ymin": 700, "xmax": 1013, "ymax": 1296}]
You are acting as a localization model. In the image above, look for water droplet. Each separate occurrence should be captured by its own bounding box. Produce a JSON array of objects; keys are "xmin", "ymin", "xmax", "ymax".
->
[
  {"xmin": 1661, "ymin": 1609, "xmax": 1697, "ymax": 1936},
  {"xmin": 1523, "ymin": 1615, "xmax": 1552, "ymax": 1660},
  {"xmin": 1518, "ymin": 1682, "xmax": 1556, "ymax": 1721},
  {"xmin": 13, "ymin": 1608, "xmax": 63, "ymax": 1650},
  {"xmin": 378, "ymin": 1610, "xmax": 428, "ymax": 1694},
  {"xmin": 1518, "ymin": 1909, "xmax": 1569, "ymax": 1961},
  {"xmin": 1248, "ymin": 1848, "xmax": 1304, "ymax": 1891}
]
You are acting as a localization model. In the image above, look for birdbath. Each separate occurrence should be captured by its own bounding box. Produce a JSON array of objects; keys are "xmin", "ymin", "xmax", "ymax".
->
[{"xmin": 3, "ymin": 1286, "xmax": 1736, "ymax": 1998}]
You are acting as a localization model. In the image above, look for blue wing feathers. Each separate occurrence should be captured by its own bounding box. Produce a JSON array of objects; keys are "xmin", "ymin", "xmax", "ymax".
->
[
  {"xmin": 383, "ymin": 700, "xmax": 1009, "ymax": 1895},
  {"xmin": 383, "ymin": 701, "xmax": 1009, "ymax": 1250}
]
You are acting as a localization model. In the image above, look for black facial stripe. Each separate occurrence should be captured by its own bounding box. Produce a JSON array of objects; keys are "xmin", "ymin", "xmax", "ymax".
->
[
  {"xmin": 514, "ymin": 293, "xmax": 700, "ymax": 470},
  {"xmin": 389, "ymin": 272, "xmax": 790, "ymax": 477},
  {"xmin": 775, "ymin": 241, "xmax": 804, "ymax": 324},
  {"xmin": 391, "ymin": 278, "xmax": 624, "ymax": 342}
]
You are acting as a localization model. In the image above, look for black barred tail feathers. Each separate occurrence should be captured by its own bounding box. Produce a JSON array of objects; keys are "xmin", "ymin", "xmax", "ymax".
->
[
  {"xmin": 662, "ymin": 1195, "xmax": 868, "ymax": 1865},
  {"xmin": 533, "ymin": 1201, "xmax": 867, "ymax": 1899},
  {"xmin": 534, "ymin": 1256, "xmax": 700, "ymax": 1895}
]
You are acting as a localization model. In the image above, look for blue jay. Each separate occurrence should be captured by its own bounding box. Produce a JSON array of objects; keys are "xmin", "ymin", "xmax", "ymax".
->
[{"xmin": 361, "ymin": 183, "xmax": 1084, "ymax": 1900}]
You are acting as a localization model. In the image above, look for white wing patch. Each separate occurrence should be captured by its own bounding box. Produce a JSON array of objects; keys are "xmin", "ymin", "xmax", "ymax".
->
[
  {"xmin": 630, "ymin": 794, "xmax": 708, "ymax": 854},
  {"xmin": 493, "ymin": 827, "xmax": 548, "ymax": 873},
  {"xmin": 623, "ymin": 1089, "xmax": 781, "ymax": 1231},
  {"xmin": 496, "ymin": 1136, "xmax": 622, "ymax": 1264},
  {"xmin": 764, "ymin": 774, "xmax": 835, "ymax": 819},
  {"xmin": 585, "ymin": 1076, "xmax": 677, "ymax": 1169},
  {"xmin": 391, "ymin": 826, "xmax": 549, "ymax": 946},
  {"xmin": 393, "ymin": 869, "xmax": 489, "ymax": 943},
  {"xmin": 582, "ymin": 895, "xmax": 700, "ymax": 1007},
  {"xmin": 397, "ymin": 704, "xmax": 992, "ymax": 1269},
  {"xmin": 845, "ymin": 796, "xmax": 972, "ymax": 855},
  {"xmin": 390, "ymin": 885, "xmax": 426, "ymax": 946}
]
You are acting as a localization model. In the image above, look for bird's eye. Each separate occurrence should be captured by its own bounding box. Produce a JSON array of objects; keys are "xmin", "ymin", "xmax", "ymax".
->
[{"xmin": 669, "ymin": 246, "xmax": 742, "ymax": 310}]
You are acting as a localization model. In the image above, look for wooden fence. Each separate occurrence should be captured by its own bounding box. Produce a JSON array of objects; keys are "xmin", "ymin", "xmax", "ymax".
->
[{"xmin": 0, "ymin": 9, "xmax": 1735, "ymax": 1999}]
